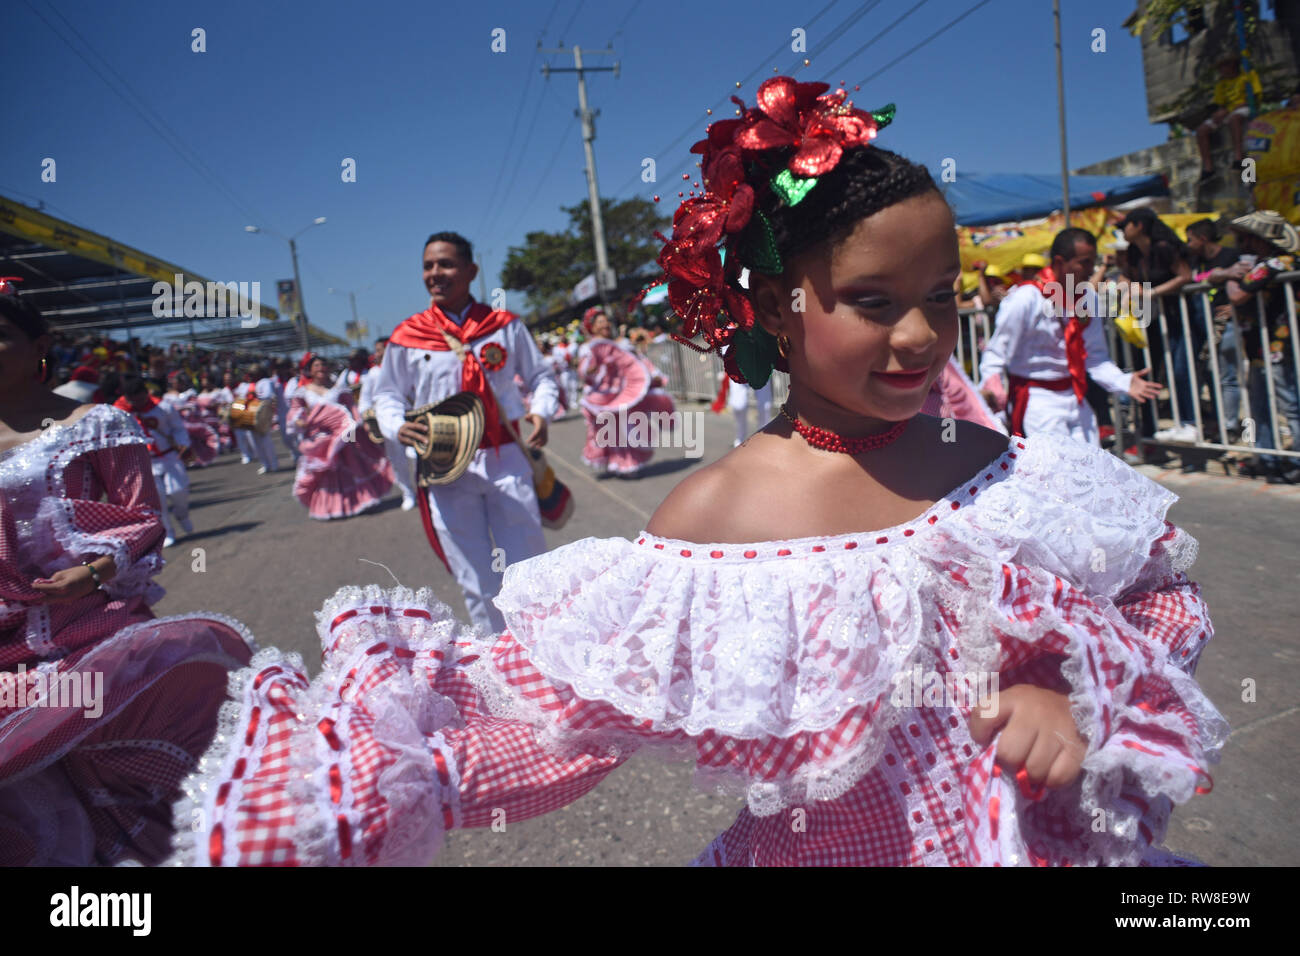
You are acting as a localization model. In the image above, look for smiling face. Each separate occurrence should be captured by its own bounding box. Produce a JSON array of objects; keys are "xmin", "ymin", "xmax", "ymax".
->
[
  {"xmin": 310, "ymin": 357, "xmax": 330, "ymax": 385},
  {"xmin": 752, "ymin": 190, "xmax": 961, "ymax": 424},
  {"xmin": 590, "ymin": 313, "xmax": 613, "ymax": 339},
  {"xmin": 423, "ymin": 241, "xmax": 477, "ymax": 313}
]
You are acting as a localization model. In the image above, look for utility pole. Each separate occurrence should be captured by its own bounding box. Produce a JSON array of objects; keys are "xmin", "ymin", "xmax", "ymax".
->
[
  {"xmin": 288, "ymin": 237, "xmax": 310, "ymax": 353},
  {"xmin": 1053, "ymin": 0, "xmax": 1071, "ymax": 226},
  {"xmin": 541, "ymin": 45, "xmax": 619, "ymax": 305}
]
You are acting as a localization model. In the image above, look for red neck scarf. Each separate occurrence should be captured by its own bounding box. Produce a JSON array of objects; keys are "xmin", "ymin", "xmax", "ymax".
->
[
  {"xmin": 390, "ymin": 301, "xmax": 518, "ymax": 447},
  {"xmin": 114, "ymin": 395, "xmax": 163, "ymax": 454},
  {"xmin": 1030, "ymin": 267, "xmax": 1088, "ymax": 403}
]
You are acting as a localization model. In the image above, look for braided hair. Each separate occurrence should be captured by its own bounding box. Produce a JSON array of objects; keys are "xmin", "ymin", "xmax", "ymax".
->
[{"xmin": 757, "ymin": 145, "xmax": 941, "ymax": 270}]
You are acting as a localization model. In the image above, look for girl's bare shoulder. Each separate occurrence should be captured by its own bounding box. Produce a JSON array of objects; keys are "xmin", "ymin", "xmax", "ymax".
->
[{"xmin": 645, "ymin": 435, "xmax": 799, "ymax": 543}]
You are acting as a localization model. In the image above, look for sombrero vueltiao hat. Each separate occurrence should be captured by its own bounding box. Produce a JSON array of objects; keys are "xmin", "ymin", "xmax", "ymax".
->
[
  {"xmin": 1230, "ymin": 210, "xmax": 1299, "ymax": 253},
  {"xmin": 405, "ymin": 391, "xmax": 485, "ymax": 486}
]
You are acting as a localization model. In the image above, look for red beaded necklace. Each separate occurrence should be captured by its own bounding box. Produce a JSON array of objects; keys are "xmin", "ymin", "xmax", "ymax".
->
[{"xmin": 780, "ymin": 404, "xmax": 909, "ymax": 454}]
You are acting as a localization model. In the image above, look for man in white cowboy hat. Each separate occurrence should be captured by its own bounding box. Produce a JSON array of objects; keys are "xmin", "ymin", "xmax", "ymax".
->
[
  {"xmin": 1223, "ymin": 210, "xmax": 1300, "ymax": 483},
  {"xmin": 372, "ymin": 231, "xmax": 559, "ymax": 633}
]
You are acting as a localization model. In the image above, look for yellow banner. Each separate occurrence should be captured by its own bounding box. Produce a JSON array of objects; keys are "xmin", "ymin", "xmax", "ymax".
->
[
  {"xmin": 1247, "ymin": 105, "xmax": 1300, "ymax": 183},
  {"xmin": 958, "ymin": 207, "xmax": 1215, "ymax": 289},
  {"xmin": 0, "ymin": 194, "xmax": 278, "ymax": 323}
]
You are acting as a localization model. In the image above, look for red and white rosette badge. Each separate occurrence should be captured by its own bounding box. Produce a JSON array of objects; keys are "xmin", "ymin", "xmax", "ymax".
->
[
  {"xmin": 579, "ymin": 341, "xmax": 651, "ymax": 415},
  {"xmin": 478, "ymin": 342, "xmax": 508, "ymax": 372}
]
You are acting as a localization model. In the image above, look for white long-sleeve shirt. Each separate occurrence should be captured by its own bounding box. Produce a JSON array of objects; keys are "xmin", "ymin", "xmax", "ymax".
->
[
  {"xmin": 139, "ymin": 400, "xmax": 191, "ymax": 455},
  {"xmin": 372, "ymin": 304, "xmax": 559, "ymax": 442},
  {"xmin": 979, "ymin": 284, "xmax": 1132, "ymax": 395},
  {"xmin": 358, "ymin": 365, "xmax": 382, "ymax": 413}
]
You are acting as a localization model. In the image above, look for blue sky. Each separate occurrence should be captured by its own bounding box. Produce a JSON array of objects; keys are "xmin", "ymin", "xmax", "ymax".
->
[{"xmin": 5, "ymin": 0, "xmax": 1161, "ymax": 346}]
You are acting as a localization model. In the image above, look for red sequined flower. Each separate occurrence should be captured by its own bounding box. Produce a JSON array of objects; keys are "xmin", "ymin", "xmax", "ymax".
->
[
  {"xmin": 671, "ymin": 150, "xmax": 754, "ymax": 248},
  {"xmin": 734, "ymin": 77, "xmax": 877, "ymax": 177}
]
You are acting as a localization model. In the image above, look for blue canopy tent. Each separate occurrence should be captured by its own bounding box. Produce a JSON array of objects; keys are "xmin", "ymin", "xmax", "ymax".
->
[{"xmin": 938, "ymin": 172, "xmax": 1170, "ymax": 227}]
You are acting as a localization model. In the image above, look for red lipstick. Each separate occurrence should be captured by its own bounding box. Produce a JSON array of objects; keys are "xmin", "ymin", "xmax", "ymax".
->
[{"xmin": 872, "ymin": 367, "xmax": 930, "ymax": 390}]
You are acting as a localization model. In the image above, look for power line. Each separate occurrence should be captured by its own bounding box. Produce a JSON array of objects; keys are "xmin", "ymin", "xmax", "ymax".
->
[
  {"xmin": 481, "ymin": 80, "xmax": 566, "ymax": 239},
  {"xmin": 478, "ymin": 1, "xmax": 564, "ymax": 230},
  {"xmin": 855, "ymin": 0, "xmax": 995, "ymax": 89},
  {"xmin": 26, "ymin": 0, "xmax": 271, "ymax": 229},
  {"xmin": 557, "ymin": 0, "xmax": 586, "ymax": 45},
  {"xmin": 817, "ymin": 0, "xmax": 930, "ymax": 79},
  {"xmin": 607, "ymin": 0, "xmax": 849, "ymax": 199},
  {"xmin": 606, "ymin": 0, "xmax": 643, "ymax": 47},
  {"xmin": 497, "ymin": 117, "xmax": 580, "ymax": 247}
]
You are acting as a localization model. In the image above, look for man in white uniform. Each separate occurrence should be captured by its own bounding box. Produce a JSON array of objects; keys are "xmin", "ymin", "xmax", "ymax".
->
[
  {"xmin": 248, "ymin": 364, "xmax": 281, "ymax": 475},
  {"xmin": 373, "ymin": 232, "xmax": 558, "ymax": 634},
  {"xmin": 979, "ymin": 228, "xmax": 1161, "ymax": 445},
  {"xmin": 117, "ymin": 375, "xmax": 193, "ymax": 547},
  {"xmin": 359, "ymin": 337, "xmax": 416, "ymax": 510},
  {"xmin": 273, "ymin": 360, "xmax": 299, "ymax": 464}
]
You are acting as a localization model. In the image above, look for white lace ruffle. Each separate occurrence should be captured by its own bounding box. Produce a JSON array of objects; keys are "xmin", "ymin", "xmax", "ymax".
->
[
  {"xmin": 492, "ymin": 432, "xmax": 1224, "ymax": 819},
  {"xmin": 171, "ymin": 586, "xmax": 475, "ymax": 867},
  {"xmin": 17, "ymin": 406, "xmax": 164, "ymax": 602}
]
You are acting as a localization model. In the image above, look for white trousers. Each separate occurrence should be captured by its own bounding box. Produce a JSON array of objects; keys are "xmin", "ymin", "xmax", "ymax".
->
[
  {"xmin": 1023, "ymin": 387, "xmax": 1100, "ymax": 446},
  {"xmin": 234, "ymin": 428, "xmax": 255, "ymax": 462},
  {"xmin": 385, "ymin": 437, "xmax": 416, "ymax": 502},
  {"xmin": 279, "ymin": 415, "xmax": 299, "ymax": 462},
  {"xmin": 426, "ymin": 443, "xmax": 546, "ymax": 635},
  {"xmin": 729, "ymin": 381, "xmax": 773, "ymax": 445},
  {"xmin": 151, "ymin": 452, "xmax": 191, "ymax": 539},
  {"xmin": 251, "ymin": 430, "xmax": 279, "ymax": 471}
]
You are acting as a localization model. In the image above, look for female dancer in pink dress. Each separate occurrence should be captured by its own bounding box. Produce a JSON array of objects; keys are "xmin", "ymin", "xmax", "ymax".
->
[
  {"xmin": 0, "ymin": 289, "xmax": 255, "ymax": 865},
  {"xmin": 171, "ymin": 79, "xmax": 1224, "ymax": 867},
  {"xmin": 288, "ymin": 355, "xmax": 394, "ymax": 520},
  {"xmin": 578, "ymin": 307, "xmax": 676, "ymax": 476}
]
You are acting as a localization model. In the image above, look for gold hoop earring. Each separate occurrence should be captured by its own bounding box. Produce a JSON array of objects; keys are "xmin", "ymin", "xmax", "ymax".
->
[{"xmin": 776, "ymin": 333, "xmax": 792, "ymax": 358}]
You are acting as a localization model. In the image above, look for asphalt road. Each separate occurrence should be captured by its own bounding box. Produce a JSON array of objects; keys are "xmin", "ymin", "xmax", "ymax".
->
[{"xmin": 152, "ymin": 404, "xmax": 1300, "ymax": 866}]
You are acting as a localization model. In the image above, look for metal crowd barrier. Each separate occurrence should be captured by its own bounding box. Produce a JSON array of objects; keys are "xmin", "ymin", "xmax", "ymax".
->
[
  {"xmin": 643, "ymin": 273, "xmax": 1299, "ymax": 468},
  {"xmin": 1110, "ymin": 271, "xmax": 1300, "ymax": 463}
]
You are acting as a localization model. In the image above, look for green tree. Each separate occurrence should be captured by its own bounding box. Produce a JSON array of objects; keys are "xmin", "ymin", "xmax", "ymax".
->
[{"xmin": 500, "ymin": 197, "xmax": 668, "ymax": 313}]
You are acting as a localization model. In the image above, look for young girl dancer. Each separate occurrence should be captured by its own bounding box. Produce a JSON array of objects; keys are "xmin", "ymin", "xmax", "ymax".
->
[
  {"xmin": 287, "ymin": 355, "xmax": 394, "ymax": 520},
  {"xmin": 172, "ymin": 78, "xmax": 1225, "ymax": 867}
]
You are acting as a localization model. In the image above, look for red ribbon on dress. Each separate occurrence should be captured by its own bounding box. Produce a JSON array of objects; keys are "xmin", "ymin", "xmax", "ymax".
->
[
  {"xmin": 389, "ymin": 302, "xmax": 517, "ymax": 449},
  {"xmin": 1029, "ymin": 267, "xmax": 1088, "ymax": 404}
]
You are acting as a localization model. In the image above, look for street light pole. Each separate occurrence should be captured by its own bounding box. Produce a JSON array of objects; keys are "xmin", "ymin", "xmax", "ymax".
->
[
  {"xmin": 245, "ymin": 217, "xmax": 326, "ymax": 357},
  {"xmin": 288, "ymin": 236, "xmax": 309, "ymax": 354}
]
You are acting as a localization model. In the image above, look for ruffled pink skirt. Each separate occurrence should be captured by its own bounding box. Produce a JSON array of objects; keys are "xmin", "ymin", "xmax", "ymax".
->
[
  {"xmin": 582, "ymin": 390, "xmax": 677, "ymax": 475},
  {"xmin": 0, "ymin": 605, "xmax": 255, "ymax": 865},
  {"xmin": 292, "ymin": 403, "xmax": 394, "ymax": 520}
]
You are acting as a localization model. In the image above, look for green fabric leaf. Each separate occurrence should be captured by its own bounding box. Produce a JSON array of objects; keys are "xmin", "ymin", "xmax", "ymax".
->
[
  {"xmin": 737, "ymin": 210, "xmax": 783, "ymax": 276},
  {"xmin": 870, "ymin": 103, "xmax": 896, "ymax": 129},
  {"xmin": 771, "ymin": 168, "xmax": 819, "ymax": 207},
  {"xmin": 730, "ymin": 326, "xmax": 775, "ymax": 388}
]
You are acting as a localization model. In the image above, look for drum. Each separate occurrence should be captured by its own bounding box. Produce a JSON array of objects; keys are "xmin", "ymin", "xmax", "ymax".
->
[{"xmin": 230, "ymin": 398, "xmax": 276, "ymax": 434}]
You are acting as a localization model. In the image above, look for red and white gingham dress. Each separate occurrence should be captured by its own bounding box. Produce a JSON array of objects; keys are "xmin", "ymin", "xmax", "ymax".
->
[
  {"xmin": 0, "ymin": 405, "xmax": 256, "ymax": 865},
  {"xmin": 171, "ymin": 432, "xmax": 1227, "ymax": 867}
]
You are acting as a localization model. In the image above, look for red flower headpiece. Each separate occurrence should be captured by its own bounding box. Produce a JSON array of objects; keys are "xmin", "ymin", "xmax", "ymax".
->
[{"xmin": 639, "ymin": 76, "xmax": 893, "ymax": 386}]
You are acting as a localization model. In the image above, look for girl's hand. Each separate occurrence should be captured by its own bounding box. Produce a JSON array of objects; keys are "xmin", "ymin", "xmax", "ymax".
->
[
  {"xmin": 968, "ymin": 685, "xmax": 1087, "ymax": 790},
  {"xmin": 31, "ymin": 565, "xmax": 101, "ymax": 604}
]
